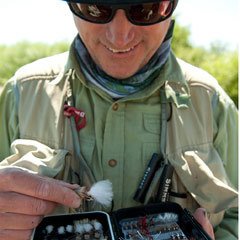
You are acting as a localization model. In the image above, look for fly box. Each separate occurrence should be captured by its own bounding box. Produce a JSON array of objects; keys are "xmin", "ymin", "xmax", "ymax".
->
[{"xmin": 31, "ymin": 202, "xmax": 212, "ymax": 240}]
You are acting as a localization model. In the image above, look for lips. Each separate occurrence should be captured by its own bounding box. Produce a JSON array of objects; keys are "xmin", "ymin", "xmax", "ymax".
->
[{"xmin": 105, "ymin": 45, "xmax": 136, "ymax": 53}]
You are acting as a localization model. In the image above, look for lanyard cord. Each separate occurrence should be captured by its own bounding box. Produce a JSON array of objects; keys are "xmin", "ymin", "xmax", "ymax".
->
[
  {"xmin": 160, "ymin": 82, "xmax": 170, "ymax": 165},
  {"xmin": 160, "ymin": 102, "xmax": 168, "ymax": 165},
  {"xmin": 66, "ymin": 73, "xmax": 96, "ymax": 186}
]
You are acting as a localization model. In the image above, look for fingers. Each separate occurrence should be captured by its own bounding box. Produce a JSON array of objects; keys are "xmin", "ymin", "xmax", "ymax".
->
[
  {"xmin": 0, "ymin": 168, "xmax": 83, "ymax": 240},
  {"xmin": 194, "ymin": 208, "xmax": 215, "ymax": 240},
  {"xmin": 0, "ymin": 229, "xmax": 33, "ymax": 240},
  {"xmin": 0, "ymin": 192, "xmax": 56, "ymax": 215},
  {"xmin": 0, "ymin": 212, "xmax": 43, "ymax": 230},
  {"xmin": 0, "ymin": 168, "xmax": 81, "ymax": 208},
  {"xmin": 0, "ymin": 192, "xmax": 52, "ymax": 239}
]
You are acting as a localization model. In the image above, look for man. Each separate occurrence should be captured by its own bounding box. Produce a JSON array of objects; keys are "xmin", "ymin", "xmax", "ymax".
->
[{"xmin": 0, "ymin": 0, "xmax": 238, "ymax": 239}]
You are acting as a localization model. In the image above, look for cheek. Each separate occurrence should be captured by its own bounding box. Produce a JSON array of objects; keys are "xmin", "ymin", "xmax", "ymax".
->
[
  {"xmin": 73, "ymin": 16, "xmax": 105, "ymax": 52},
  {"xmin": 73, "ymin": 17, "xmax": 106, "ymax": 66},
  {"xmin": 144, "ymin": 19, "xmax": 171, "ymax": 42},
  {"xmin": 73, "ymin": 16, "xmax": 98, "ymax": 42},
  {"xmin": 74, "ymin": 17, "xmax": 89, "ymax": 40},
  {"xmin": 142, "ymin": 22, "xmax": 170, "ymax": 55}
]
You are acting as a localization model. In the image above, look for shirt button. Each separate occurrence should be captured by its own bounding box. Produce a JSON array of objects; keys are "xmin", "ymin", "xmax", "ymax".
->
[
  {"xmin": 108, "ymin": 159, "xmax": 117, "ymax": 167},
  {"xmin": 112, "ymin": 103, "xmax": 119, "ymax": 111}
]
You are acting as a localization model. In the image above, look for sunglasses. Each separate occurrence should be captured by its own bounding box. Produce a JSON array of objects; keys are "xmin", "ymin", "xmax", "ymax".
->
[{"xmin": 66, "ymin": 0, "xmax": 177, "ymax": 26}]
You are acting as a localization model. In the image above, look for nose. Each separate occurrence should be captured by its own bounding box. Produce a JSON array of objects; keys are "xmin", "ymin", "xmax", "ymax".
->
[{"xmin": 106, "ymin": 10, "xmax": 135, "ymax": 48}]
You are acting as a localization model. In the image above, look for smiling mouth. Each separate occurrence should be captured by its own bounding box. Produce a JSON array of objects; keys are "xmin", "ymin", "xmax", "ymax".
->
[{"xmin": 105, "ymin": 45, "xmax": 136, "ymax": 53}]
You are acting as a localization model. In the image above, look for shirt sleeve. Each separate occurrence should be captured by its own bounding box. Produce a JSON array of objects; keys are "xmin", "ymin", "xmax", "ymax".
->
[
  {"xmin": 213, "ymin": 87, "xmax": 238, "ymax": 239},
  {"xmin": 0, "ymin": 79, "xmax": 20, "ymax": 161}
]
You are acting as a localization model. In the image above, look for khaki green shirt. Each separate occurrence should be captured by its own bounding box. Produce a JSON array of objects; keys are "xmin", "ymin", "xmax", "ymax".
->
[{"xmin": 0, "ymin": 41, "xmax": 238, "ymax": 239}]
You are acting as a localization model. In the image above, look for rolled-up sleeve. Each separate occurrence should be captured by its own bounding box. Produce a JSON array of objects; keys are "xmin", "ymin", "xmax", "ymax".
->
[
  {"xmin": 0, "ymin": 79, "xmax": 20, "ymax": 161},
  {"xmin": 213, "ymin": 87, "xmax": 238, "ymax": 239}
]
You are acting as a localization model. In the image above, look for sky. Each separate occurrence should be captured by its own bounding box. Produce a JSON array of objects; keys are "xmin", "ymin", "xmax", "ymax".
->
[{"xmin": 0, "ymin": 0, "xmax": 238, "ymax": 49}]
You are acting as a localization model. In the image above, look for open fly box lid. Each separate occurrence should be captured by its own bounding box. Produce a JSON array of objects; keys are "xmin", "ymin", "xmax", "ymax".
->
[{"xmin": 31, "ymin": 202, "xmax": 212, "ymax": 240}]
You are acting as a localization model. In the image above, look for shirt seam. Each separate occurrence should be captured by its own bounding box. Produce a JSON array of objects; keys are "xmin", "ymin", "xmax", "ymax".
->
[{"xmin": 17, "ymin": 74, "xmax": 59, "ymax": 83}]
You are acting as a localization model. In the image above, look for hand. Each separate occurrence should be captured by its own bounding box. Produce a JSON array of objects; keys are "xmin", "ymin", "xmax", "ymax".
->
[
  {"xmin": 0, "ymin": 168, "xmax": 82, "ymax": 240},
  {"xmin": 194, "ymin": 208, "xmax": 215, "ymax": 240}
]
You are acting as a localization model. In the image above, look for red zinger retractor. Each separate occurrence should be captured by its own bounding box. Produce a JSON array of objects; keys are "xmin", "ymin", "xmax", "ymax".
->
[{"xmin": 63, "ymin": 105, "xmax": 86, "ymax": 131}]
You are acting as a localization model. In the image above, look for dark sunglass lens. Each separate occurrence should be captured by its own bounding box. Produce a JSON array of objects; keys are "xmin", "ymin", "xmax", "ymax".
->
[
  {"xmin": 70, "ymin": 3, "xmax": 112, "ymax": 23},
  {"xmin": 129, "ymin": 1, "xmax": 173, "ymax": 24}
]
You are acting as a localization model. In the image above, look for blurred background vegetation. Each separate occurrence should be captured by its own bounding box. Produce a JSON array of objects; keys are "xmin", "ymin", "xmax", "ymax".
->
[
  {"xmin": 172, "ymin": 23, "xmax": 238, "ymax": 107},
  {"xmin": 0, "ymin": 22, "xmax": 238, "ymax": 107}
]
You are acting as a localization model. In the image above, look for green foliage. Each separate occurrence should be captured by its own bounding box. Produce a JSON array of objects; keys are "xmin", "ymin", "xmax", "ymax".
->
[
  {"xmin": 172, "ymin": 23, "xmax": 192, "ymax": 53},
  {"xmin": 172, "ymin": 24, "xmax": 238, "ymax": 107},
  {"xmin": 200, "ymin": 49, "xmax": 238, "ymax": 106},
  {"xmin": 0, "ymin": 41, "xmax": 70, "ymax": 85},
  {"xmin": 0, "ymin": 24, "xmax": 238, "ymax": 106}
]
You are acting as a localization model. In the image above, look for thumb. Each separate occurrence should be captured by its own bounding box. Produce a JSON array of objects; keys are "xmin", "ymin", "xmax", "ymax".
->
[{"xmin": 194, "ymin": 208, "xmax": 215, "ymax": 240}]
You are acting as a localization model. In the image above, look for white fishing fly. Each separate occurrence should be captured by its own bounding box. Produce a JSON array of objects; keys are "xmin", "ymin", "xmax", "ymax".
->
[
  {"xmin": 57, "ymin": 226, "xmax": 65, "ymax": 235},
  {"xmin": 93, "ymin": 221, "xmax": 102, "ymax": 231},
  {"xmin": 87, "ymin": 180, "xmax": 113, "ymax": 207},
  {"xmin": 45, "ymin": 225, "xmax": 54, "ymax": 234},
  {"xmin": 74, "ymin": 221, "xmax": 84, "ymax": 234},
  {"xmin": 66, "ymin": 225, "xmax": 74, "ymax": 233}
]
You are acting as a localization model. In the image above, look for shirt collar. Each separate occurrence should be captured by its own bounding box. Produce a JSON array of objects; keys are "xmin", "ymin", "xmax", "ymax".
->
[{"xmin": 159, "ymin": 51, "xmax": 190, "ymax": 108}]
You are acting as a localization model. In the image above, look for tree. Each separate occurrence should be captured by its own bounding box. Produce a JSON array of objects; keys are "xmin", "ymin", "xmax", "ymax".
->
[
  {"xmin": 0, "ymin": 41, "xmax": 69, "ymax": 85},
  {"xmin": 172, "ymin": 22, "xmax": 238, "ymax": 107}
]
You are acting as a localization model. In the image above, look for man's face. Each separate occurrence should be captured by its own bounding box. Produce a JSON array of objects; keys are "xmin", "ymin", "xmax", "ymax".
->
[{"xmin": 73, "ymin": 9, "xmax": 171, "ymax": 79}]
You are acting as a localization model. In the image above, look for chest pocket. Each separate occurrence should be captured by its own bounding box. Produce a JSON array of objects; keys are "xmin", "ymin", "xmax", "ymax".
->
[
  {"xmin": 142, "ymin": 113, "xmax": 161, "ymax": 168},
  {"xmin": 143, "ymin": 113, "xmax": 161, "ymax": 134}
]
